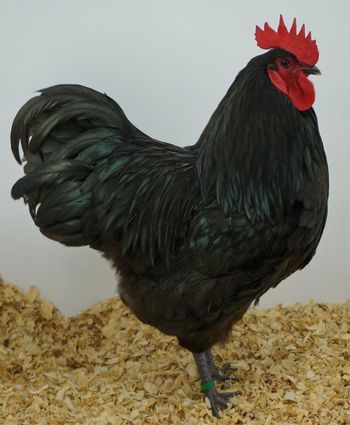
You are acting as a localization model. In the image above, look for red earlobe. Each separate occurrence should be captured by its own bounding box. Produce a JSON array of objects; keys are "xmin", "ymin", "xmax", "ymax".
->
[{"xmin": 267, "ymin": 68, "xmax": 288, "ymax": 95}]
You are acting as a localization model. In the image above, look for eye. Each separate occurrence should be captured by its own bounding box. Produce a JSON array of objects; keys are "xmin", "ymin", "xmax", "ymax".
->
[{"xmin": 281, "ymin": 58, "xmax": 290, "ymax": 68}]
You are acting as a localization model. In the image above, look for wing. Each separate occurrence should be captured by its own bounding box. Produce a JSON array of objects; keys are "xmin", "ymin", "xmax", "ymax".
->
[{"xmin": 92, "ymin": 140, "xmax": 199, "ymax": 264}]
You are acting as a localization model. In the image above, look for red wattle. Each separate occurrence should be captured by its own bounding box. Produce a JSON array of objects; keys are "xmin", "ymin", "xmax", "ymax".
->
[{"xmin": 287, "ymin": 72, "xmax": 315, "ymax": 111}]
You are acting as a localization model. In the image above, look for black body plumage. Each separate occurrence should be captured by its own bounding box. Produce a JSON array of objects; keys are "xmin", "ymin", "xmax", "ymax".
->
[{"xmin": 11, "ymin": 48, "xmax": 328, "ymax": 361}]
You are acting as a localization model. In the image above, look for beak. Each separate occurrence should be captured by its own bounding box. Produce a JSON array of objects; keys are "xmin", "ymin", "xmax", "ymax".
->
[{"xmin": 302, "ymin": 65, "xmax": 321, "ymax": 76}]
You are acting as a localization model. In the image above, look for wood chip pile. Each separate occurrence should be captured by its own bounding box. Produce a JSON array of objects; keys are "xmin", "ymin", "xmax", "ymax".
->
[{"xmin": 0, "ymin": 277, "xmax": 349, "ymax": 425}]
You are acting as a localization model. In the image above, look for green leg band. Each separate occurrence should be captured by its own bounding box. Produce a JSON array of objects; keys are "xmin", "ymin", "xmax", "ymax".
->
[{"xmin": 201, "ymin": 379, "xmax": 216, "ymax": 392}]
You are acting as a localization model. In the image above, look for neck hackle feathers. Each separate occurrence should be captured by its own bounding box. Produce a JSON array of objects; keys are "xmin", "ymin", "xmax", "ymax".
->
[{"xmin": 255, "ymin": 15, "xmax": 319, "ymax": 66}]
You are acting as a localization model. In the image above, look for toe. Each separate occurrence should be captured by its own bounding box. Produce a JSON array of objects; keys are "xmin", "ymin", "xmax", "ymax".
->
[
  {"xmin": 204, "ymin": 388, "xmax": 241, "ymax": 417},
  {"xmin": 222, "ymin": 390, "xmax": 241, "ymax": 399}
]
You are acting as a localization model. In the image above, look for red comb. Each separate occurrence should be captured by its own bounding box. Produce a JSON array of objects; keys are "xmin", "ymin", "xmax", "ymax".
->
[{"xmin": 255, "ymin": 15, "xmax": 319, "ymax": 65}]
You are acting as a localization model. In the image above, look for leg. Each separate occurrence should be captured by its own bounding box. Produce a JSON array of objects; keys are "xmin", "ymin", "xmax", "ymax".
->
[{"xmin": 193, "ymin": 351, "xmax": 240, "ymax": 418}]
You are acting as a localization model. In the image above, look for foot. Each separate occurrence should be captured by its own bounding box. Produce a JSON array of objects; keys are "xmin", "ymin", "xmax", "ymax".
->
[
  {"xmin": 193, "ymin": 350, "xmax": 241, "ymax": 417},
  {"xmin": 204, "ymin": 387, "xmax": 241, "ymax": 418}
]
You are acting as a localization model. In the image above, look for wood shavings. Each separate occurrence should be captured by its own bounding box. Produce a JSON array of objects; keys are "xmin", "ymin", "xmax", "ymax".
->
[{"xmin": 0, "ymin": 276, "xmax": 349, "ymax": 424}]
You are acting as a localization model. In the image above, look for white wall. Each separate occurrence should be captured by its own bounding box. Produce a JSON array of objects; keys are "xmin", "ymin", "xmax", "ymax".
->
[{"xmin": 1, "ymin": 0, "xmax": 349, "ymax": 315}]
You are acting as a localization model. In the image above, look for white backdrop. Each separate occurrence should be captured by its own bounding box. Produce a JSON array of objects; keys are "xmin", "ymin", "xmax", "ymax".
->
[{"xmin": 0, "ymin": 0, "xmax": 349, "ymax": 315}]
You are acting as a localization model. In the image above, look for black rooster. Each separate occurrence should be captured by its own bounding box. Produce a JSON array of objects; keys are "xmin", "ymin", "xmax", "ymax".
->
[{"xmin": 11, "ymin": 16, "xmax": 328, "ymax": 416}]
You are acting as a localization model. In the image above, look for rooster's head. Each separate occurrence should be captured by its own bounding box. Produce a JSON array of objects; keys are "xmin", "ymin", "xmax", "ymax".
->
[{"xmin": 255, "ymin": 15, "xmax": 320, "ymax": 111}]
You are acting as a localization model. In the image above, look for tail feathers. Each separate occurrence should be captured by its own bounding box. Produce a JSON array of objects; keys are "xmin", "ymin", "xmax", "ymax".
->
[
  {"xmin": 11, "ymin": 84, "xmax": 147, "ymax": 165},
  {"xmin": 11, "ymin": 160, "xmax": 92, "ymax": 200},
  {"xmin": 11, "ymin": 159, "xmax": 94, "ymax": 246},
  {"xmin": 10, "ymin": 84, "xmax": 151, "ymax": 247},
  {"xmin": 48, "ymin": 128, "xmax": 120, "ymax": 162},
  {"xmin": 11, "ymin": 83, "xmax": 152, "ymax": 248}
]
